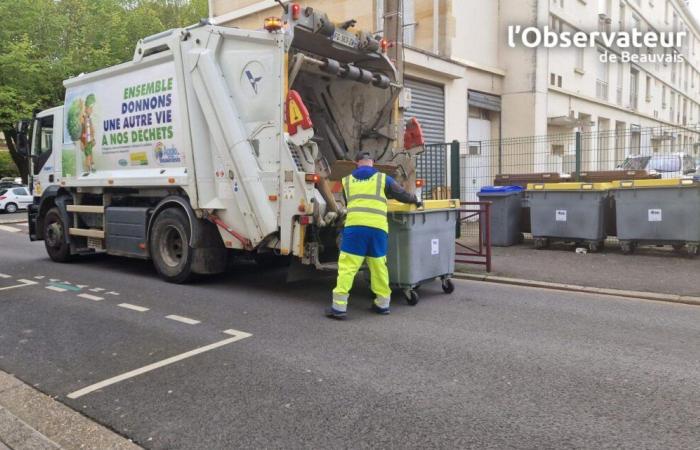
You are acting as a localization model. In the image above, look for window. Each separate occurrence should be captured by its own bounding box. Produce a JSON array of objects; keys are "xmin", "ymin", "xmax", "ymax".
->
[
  {"xmin": 616, "ymin": 63, "xmax": 624, "ymax": 105},
  {"xmin": 32, "ymin": 115, "xmax": 53, "ymax": 176},
  {"xmin": 629, "ymin": 68, "xmax": 639, "ymax": 109},
  {"xmin": 12, "ymin": 188, "xmax": 28, "ymax": 196},
  {"xmin": 619, "ymin": 3, "xmax": 626, "ymax": 31},
  {"xmin": 645, "ymin": 75, "xmax": 652, "ymax": 101},
  {"xmin": 662, "ymin": 85, "xmax": 667, "ymax": 107},
  {"xmin": 575, "ymin": 47, "xmax": 585, "ymax": 73},
  {"xmin": 596, "ymin": 47, "xmax": 609, "ymax": 100},
  {"xmin": 551, "ymin": 144, "xmax": 565, "ymax": 156}
]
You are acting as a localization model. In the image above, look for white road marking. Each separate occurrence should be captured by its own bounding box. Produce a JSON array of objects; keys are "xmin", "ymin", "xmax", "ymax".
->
[
  {"xmin": 0, "ymin": 225, "xmax": 21, "ymax": 233},
  {"xmin": 33, "ymin": 276, "xmax": 45, "ymax": 279},
  {"xmin": 106, "ymin": 292, "xmax": 120, "ymax": 296},
  {"xmin": 117, "ymin": 303, "xmax": 149, "ymax": 312},
  {"xmin": 89, "ymin": 288, "xmax": 105, "ymax": 292},
  {"xmin": 49, "ymin": 279, "xmax": 59, "ymax": 282},
  {"xmin": 46, "ymin": 286, "xmax": 67, "ymax": 293},
  {"xmin": 77, "ymin": 293, "xmax": 103, "ymax": 301},
  {"xmin": 66, "ymin": 329, "xmax": 252, "ymax": 399},
  {"xmin": 0, "ymin": 279, "xmax": 38, "ymax": 291},
  {"xmin": 0, "ymin": 273, "xmax": 11, "ymax": 279},
  {"xmin": 165, "ymin": 315, "xmax": 200, "ymax": 325},
  {"xmin": 77, "ymin": 284, "xmax": 88, "ymax": 289}
]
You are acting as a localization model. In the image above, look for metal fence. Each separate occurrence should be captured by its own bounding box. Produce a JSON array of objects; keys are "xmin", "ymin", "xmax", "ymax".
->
[{"xmin": 417, "ymin": 123, "xmax": 700, "ymax": 238}]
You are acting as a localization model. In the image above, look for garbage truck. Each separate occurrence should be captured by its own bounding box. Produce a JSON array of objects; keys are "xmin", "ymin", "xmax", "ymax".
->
[{"xmin": 17, "ymin": 3, "xmax": 425, "ymax": 283}]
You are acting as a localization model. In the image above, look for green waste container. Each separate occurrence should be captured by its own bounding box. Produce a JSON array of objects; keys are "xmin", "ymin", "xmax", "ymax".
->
[
  {"xmin": 611, "ymin": 178, "xmax": 700, "ymax": 256},
  {"xmin": 386, "ymin": 199, "xmax": 459, "ymax": 305},
  {"xmin": 526, "ymin": 182, "xmax": 612, "ymax": 252}
]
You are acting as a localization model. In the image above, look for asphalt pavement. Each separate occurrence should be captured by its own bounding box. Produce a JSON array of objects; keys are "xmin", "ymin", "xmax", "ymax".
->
[{"xmin": 1, "ymin": 224, "xmax": 700, "ymax": 449}]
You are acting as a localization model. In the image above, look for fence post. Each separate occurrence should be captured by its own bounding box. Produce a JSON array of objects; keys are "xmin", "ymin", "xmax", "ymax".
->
[
  {"xmin": 575, "ymin": 131, "xmax": 582, "ymax": 182},
  {"xmin": 450, "ymin": 140, "xmax": 461, "ymax": 238}
]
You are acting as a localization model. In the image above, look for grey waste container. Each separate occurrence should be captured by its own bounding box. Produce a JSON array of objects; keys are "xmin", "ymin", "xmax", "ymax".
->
[
  {"xmin": 386, "ymin": 200, "xmax": 459, "ymax": 305},
  {"xmin": 611, "ymin": 179, "xmax": 700, "ymax": 256},
  {"xmin": 527, "ymin": 182, "xmax": 612, "ymax": 252},
  {"xmin": 477, "ymin": 185, "xmax": 524, "ymax": 246}
]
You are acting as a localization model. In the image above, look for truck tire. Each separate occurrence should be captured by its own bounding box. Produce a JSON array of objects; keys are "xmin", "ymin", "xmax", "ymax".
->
[
  {"xmin": 44, "ymin": 207, "xmax": 72, "ymax": 262},
  {"xmin": 149, "ymin": 208, "xmax": 194, "ymax": 283}
]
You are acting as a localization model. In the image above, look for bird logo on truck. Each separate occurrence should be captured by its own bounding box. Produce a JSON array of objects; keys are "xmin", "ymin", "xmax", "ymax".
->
[{"xmin": 245, "ymin": 69, "xmax": 263, "ymax": 95}]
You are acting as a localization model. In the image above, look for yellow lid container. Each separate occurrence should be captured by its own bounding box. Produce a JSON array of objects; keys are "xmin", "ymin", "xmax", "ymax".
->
[
  {"xmin": 387, "ymin": 199, "xmax": 459, "ymax": 212},
  {"xmin": 526, "ymin": 182, "xmax": 613, "ymax": 191},
  {"xmin": 610, "ymin": 178, "xmax": 697, "ymax": 189}
]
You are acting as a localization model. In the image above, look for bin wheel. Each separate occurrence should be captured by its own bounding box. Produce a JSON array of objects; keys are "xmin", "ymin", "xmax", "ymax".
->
[
  {"xmin": 533, "ymin": 238, "xmax": 548, "ymax": 250},
  {"xmin": 442, "ymin": 279, "xmax": 455, "ymax": 294},
  {"xmin": 687, "ymin": 244, "xmax": 699, "ymax": 258},
  {"xmin": 589, "ymin": 242, "xmax": 601, "ymax": 253},
  {"xmin": 404, "ymin": 289, "xmax": 419, "ymax": 306},
  {"xmin": 672, "ymin": 244, "xmax": 685, "ymax": 252},
  {"xmin": 620, "ymin": 241, "xmax": 634, "ymax": 255}
]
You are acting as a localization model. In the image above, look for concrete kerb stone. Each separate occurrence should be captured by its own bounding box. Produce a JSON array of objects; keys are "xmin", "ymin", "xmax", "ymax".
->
[
  {"xmin": 0, "ymin": 371, "xmax": 141, "ymax": 450},
  {"xmin": 453, "ymin": 272, "xmax": 700, "ymax": 306}
]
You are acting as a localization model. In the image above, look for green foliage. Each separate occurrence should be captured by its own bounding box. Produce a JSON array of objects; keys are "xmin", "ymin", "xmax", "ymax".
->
[
  {"xmin": 0, "ymin": 0, "xmax": 208, "ymax": 130},
  {"xmin": 62, "ymin": 148, "xmax": 76, "ymax": 178},
  {"xmin": 0, "ymin": 152, "xmax": 20, "ymax": 178}
]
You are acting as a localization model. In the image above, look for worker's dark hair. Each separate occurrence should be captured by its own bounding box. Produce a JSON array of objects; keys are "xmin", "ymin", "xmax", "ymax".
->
[{"xmin": 355, "ymin": 152, "xmax": 374, "ymax": 162}]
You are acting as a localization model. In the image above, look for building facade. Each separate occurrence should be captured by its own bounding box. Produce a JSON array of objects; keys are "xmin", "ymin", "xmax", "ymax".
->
[{"xmin": 209, "ymin": 0, "xmax": 700, "ymax": 179}]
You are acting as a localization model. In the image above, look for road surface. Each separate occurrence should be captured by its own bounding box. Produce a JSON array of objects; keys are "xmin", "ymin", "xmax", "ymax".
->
[{"xmin": 0, "ymin": 223, "xmax": 699, "ymax": 449}]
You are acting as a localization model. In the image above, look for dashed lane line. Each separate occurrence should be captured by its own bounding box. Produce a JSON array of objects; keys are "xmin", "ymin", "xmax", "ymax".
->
[
  {"xmin": 165, "ymin": 315, "xmax": 201, "ymax": 325},
  {"xmin": 0, "ymin": 273, "xmax": 10, "ymax": 279},
  {"xmin": 0, "ymin": 279, "xmax": 38, "ymax": 291},
  {"xmin": 45, "ymin": 286, "xmax": 67, "ymax": 293},
  {"xmin": 66, "ymin": 329, "xmax": 253, "ymax": 399},
  {"xmin": 117, "ymin": 303, "xmax": 149, "ymax": 312},
  {"xmin": 89, "ymin": 288, "xmax": 105, "ymax": 292},
  {"xmin": 77, "ymin": 293, "xmax": 104, "ymax": 302}
]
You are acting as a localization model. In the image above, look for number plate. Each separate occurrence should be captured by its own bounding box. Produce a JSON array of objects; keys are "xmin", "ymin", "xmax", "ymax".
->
[{"xmin": 332, "ymin": 30, "xmax": 358, "ymax": 48}]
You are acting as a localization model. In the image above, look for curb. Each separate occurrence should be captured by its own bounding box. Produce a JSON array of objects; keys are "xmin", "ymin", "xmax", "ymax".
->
[
  {"xmin": 453, "ymin": 272, "xmax": 700, "ymax": 306},
  {"xmin": 0, "ymin": 220, "xmax": 27, "ymax": 225}
]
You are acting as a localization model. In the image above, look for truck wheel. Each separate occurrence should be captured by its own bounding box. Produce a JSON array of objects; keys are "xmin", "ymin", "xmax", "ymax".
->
[
  {"xmin": 4, "ymin": 203, "xmax": 18, "ymax": 214},
  {"xmin": 150, "ymin": 208, "xmax": 194, "ymax": 283},
  {"xmin": 44, "ymin": 207, "xmax": 72, "ymax": 262}
]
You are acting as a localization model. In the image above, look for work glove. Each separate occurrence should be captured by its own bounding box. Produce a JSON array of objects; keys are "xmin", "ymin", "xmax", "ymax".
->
[{"xmin": 415, "ymin": 200, "xmax": 424, "ymax": 209}]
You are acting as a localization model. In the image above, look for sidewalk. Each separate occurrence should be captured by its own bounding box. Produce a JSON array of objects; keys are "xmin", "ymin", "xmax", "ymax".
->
[
  {"xmin": 0, "ymin": 370, "xmax": 139, "ymax": 450},
  {"xmin": 457, "ymin": 239, "xmax": 700, "ymax": 298}
]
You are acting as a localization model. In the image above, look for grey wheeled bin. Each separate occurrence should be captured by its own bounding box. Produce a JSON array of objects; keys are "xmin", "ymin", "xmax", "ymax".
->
[
  {"xmin": 386, "ymin": 200, "xmax": 459, "ymax": 305},
  {"xmin": 477, "ymin": 185, "xmax": 524, "ymax": 246},
  {"xmin": 611, "ymin": 179, "xmax": 700, "ymax": 256},
  {"xmin": 526, "ymin": 182, "xmax": 612, "ymax": 252}
]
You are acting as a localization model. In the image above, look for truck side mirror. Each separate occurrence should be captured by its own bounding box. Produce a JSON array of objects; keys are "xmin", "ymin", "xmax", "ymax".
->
[{"xmin": 14, "ymin": 119, "xmax": 31, "ymax": 157}]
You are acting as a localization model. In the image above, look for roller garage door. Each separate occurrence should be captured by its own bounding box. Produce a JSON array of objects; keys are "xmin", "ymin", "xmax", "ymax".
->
[
  {"xmin": 404, "ymin": 78, "xmax": 445, "ymax": 144},
  {"xmin": 404, "ymin": 78, "xmax": 446, "ymax": 198}
]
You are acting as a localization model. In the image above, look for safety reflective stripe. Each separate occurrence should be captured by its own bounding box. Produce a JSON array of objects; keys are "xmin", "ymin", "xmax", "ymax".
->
[
  {"xmin": 347, "ymin": 194, "xmax": 385, "ymax": 202},
  {"xmin": 374, "ymin": 296, "xmax": 390, "ymax": 309},
  {"xmin": 376, "ymin": 173, "xmax": 383, "ymax": 196},
  {"xmin": 332, "ymin": 293, "xmax": 349, "ymax": 312},
  {"xmin": 346, "ymin": 207, "xmax": 387, "ymax": 216}
]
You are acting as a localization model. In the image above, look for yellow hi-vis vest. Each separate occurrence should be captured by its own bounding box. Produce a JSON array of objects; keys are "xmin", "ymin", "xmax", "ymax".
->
[{"xmin": 343, "ymin": 172, "xmax": 388, "ymax": 232}]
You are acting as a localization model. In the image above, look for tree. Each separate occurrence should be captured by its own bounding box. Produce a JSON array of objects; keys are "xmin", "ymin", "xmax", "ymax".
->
[{"xmin": 0, "ymin": 0, "xmax": 207, "ymax": 183}]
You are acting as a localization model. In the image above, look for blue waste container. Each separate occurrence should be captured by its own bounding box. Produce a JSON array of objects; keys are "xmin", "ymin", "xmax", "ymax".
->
[{"xmin": 477, "ymin": 186, "xmax": 524, "ymax": 246}]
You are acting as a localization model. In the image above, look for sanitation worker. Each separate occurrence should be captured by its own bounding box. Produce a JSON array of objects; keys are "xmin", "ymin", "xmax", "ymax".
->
[{"xmin": 326, "ymin": 153, "xmax": 422, "ymax": 320}]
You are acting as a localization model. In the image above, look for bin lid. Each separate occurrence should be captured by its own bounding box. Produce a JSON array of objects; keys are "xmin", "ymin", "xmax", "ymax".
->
[
  {"xmin": 610, "ymin": 178, "xmax": 697, "ymax": 189},
  {"xmin": 387, "ymin": 199, "xmax": 459, "ymax": 212},
  {"xmin": 527, "ymin": 182, "xmax": 613, "ymax": 191},
  {"xmin": 478, "ymin": 185, "xmax": 524, "ymax": 195}
]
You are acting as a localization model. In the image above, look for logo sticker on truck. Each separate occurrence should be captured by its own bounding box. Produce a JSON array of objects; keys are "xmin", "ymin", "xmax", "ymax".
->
[{"xmin": 241, "ymin": 61, "xmax": 265, "ymax": 97}]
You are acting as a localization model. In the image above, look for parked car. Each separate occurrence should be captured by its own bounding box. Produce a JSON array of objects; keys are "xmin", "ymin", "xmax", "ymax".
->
[
  {"xmin": 0, "ymin": 181, "xmax": 22, "ymax": 190},
  {"xmin": 617, "ymin": 153, "xmax": 696, "ymax": 179},
  {"xmin": 0, "ymin": 186, "xmax": 32, "ymax": 213}
]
